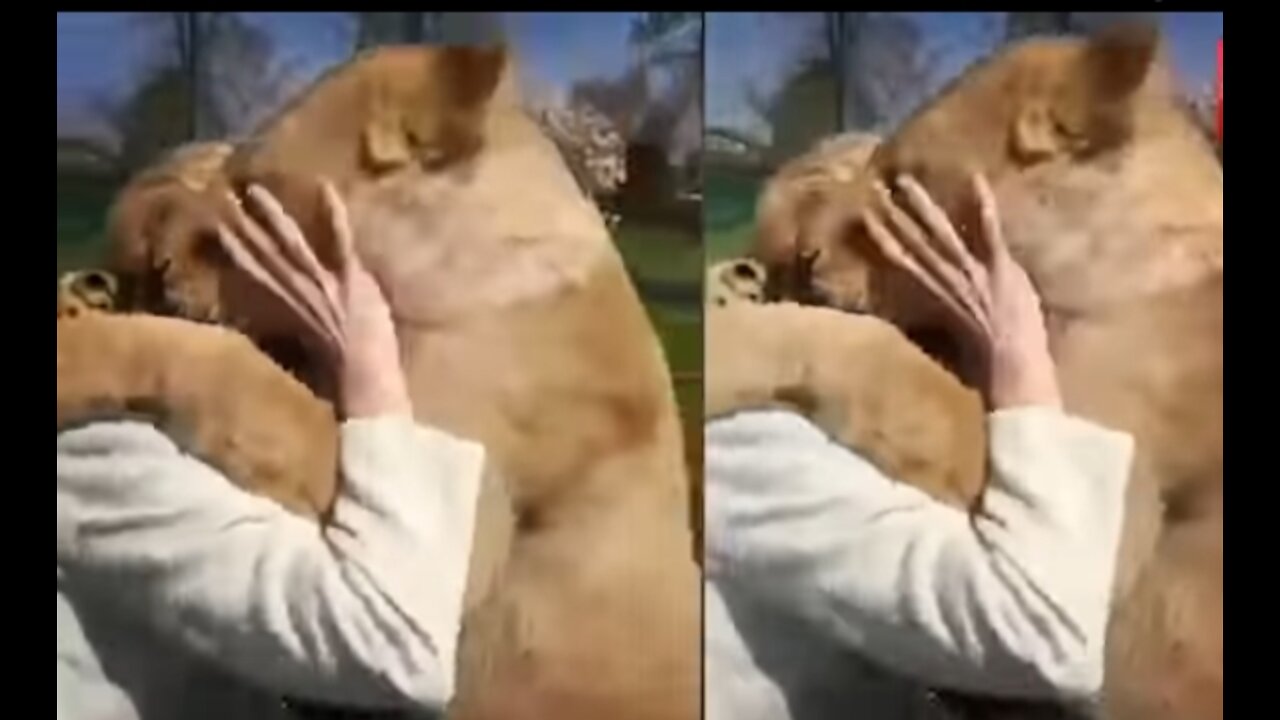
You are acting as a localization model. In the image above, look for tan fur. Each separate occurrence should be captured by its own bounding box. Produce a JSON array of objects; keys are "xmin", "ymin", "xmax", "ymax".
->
[
  {"xmin": 62, "ymin": 46, "xmax": 699, "ymax": 720},
  {"xmin": 707, "ymin": 301, "xmax": 985, "ymax": 508},
  {"xmin": 715, "ymin": 24, "xmax": 1222, "ymax": 720},
  {"xmin": 754, "ymin": 133, "xmax": 882, "ymax": 304},
  {"xmin": 57, "ymin": 311, "xmax": 339, "ymax": 520}
]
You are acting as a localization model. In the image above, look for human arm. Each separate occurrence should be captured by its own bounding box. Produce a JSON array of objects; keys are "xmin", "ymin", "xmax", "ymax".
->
[
  {"xmin": 705, "ymin": 407, "xmax": 1132, "ymax": 702},
  {"xmin": 705, "ymin": 172, "xmax": 1133, "ymax": 702},
  {"xmin": 57, "ymin": 415, "xmax": 483, "ymax": 711},
  {"xmin": 864, "ymin": 173, "xmax": 1062, "ymax": 410},
  {"xmin": 56, "ymin": 181, "xmax": 482, "ymax": 711}
]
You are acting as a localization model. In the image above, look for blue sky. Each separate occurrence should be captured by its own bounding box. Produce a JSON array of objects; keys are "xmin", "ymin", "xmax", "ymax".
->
[
  {"xmin": 59, "ymin": 12, "xmax": 1222, "ymax": 142},
  {"xmin": 707, "ymin": 12, "xmax": 1223, "ymax": 137},
  {"xmin": 56, "ymin": 12, "xmax": 643, "ymax": 137}
]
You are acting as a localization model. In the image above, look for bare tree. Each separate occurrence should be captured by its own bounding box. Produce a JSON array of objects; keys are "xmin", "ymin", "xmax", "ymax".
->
[
  {"xmin": 1006, "ymin": 12, "xmax": 1076, "ymax": 40},
  {"xmin": 629, "ymin": 13, "xmax": 703, "ymax": 199},
  {"xmin": 628, "ymin": 13, "xmax": 701, "ymax": 149},
  {"xmin": 569, "ymin": 67, "xmax": 650, "ymax": 138},
  {"xmin": 747, "ymin": 57, "xmax": 839, "ymax": 164},
  {"xmin": 1005, "ymin": 12, "xmax": 1160, "ymax": 42},
  {"xmin": 128, "ymin": 12, "xmax": 212, "ymax": 139},
  {"xmin": 352, "ymin": 12, "xmax": 503, "ymax": 50},
  {"xmin": 747, "ymin": 12, "xmax": 933, "ymax": 161},
  {"xmin": 92, "ymin": 12, "xmax": 298, "ymax": 172},
  {"xmin": 354, "ymin": 12, "xmax": 432, "ymax": 47},
  {"xmin": 437, "ymin": 12, "xmax": 504, "ymax": 45},
  {"xmin": 565, "ymin": 13, "xmax": 701, "ymax": 200},
  {"xmin": 202, "ymin": 14, "xmax": 299, "ymax": 137},
  {"xmin": 94, "ymin": 65, "xmax": 195, "ymax": 172},
  {"xmin": 833, "ymin": 13, "xmax": 936, "ymax": 130}
]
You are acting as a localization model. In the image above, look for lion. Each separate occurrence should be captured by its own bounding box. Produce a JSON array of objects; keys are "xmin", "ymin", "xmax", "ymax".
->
[
  {"xmin": 707, "ymin": 23, "xmax": 1222, "ymax": 720},
  {"xmin": 57, "ymin": 45, "xmax": 700, "ymax": 720},
  {"xmin": 705, "ymin": 259, "xmax": 985, "ymax": 508},
  {"xmin": 57, "ymin": 272, "xmax": 339, "ymax": 522}
]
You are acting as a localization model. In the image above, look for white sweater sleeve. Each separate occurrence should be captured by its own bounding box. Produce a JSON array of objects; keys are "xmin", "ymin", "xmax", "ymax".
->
[
  {"xmin": 704, "ymin": 408, "xmax": 1133, "ymax": 704},
  {"xmin": 56, "ymin": 416, "xmax": 485, "ymax": 713}
]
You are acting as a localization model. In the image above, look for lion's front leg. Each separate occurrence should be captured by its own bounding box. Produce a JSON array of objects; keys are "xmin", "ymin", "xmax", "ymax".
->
[
  {"xmin": 57, "ymin": 306, "xmax": 340, "ymax": 521},
  {"xmin": 705, "ymin": 262, "xmax": 986, "ymax": 510}
]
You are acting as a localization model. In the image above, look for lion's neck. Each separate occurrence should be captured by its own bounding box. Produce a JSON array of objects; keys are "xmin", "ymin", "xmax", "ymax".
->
[
  {"xmin": 346, "ymin": 109, "xmax": 614, "ymax": 327},
  {"xmin": 1003, "ymin": 108, "xmax": 1222, "ymax": 316}
]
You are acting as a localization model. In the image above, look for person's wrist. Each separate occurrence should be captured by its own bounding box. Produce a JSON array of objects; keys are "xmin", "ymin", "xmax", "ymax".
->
[
  {"xmin": 340, "ymin": 362, "xmax": 413, "ymax": 419},
  {"xmin": 988, "ymin": 348, "xmax": 1063, "ymax": 411}
]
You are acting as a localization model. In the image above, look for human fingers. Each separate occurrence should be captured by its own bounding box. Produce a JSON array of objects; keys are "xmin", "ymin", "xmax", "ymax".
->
[
  {"xmin": 320, "ymin": 180, "xmax": 397, "ymax": 326},
  {"xmin": 864, "ymin": 210, "xmax": 991, "ymax": 342},
  {"xmin": 896, "ymin": 175, "xmax": 991, "ymax": 310},
  {"xmin": 216, "ymin": 222, "xmax": 342, "ymax": 359},
  {"xmin": 873, "ymin": 181, "xmax": 990, "ymax": 327},
  {"xmin": 244, "ymin": 185, "xmax": 345, "ymax": 335},
  {"xmin": 225, "ymin": 192, "xmax": 345, "ymax": 353}
]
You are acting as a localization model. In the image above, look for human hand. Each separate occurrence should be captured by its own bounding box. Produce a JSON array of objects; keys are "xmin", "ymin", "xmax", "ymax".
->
[
  {"xmin": 217, "ymin": 182, "xmax": 413, "ymax": 420},
  {"xmin": 863, "ymin": 173, "xmax": 1062, "ymax": 411}
]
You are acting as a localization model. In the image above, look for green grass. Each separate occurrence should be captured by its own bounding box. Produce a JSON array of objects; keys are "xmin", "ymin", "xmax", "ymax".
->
[
  {"xmin": 647, "ymin": 300, "xmax": 703, "ymax": 430},
  {"xmin": 704, "ymin": 166, "xmax": 765, "ymax": 265},
  {"xmin": 705, "ymin": 222, "xmax": 756, "ymax": 266},
  {"xmin": 57, "ymin": 174, "xmax": 118, "ymax": 276},
  {"xmin": 614, "ymin": 221, "xmax": 703, "ymax": 286},
  {"xmin": 612, "ymin": 218, "xmax": 702, "ymax": 431},
  {"xmin": 650, "ymin": 304, "xmax": 701, "ymax": 373}
]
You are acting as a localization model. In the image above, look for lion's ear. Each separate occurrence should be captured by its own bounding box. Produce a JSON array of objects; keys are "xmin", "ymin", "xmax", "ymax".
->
[
  {"xmin": 1060, "ymin": 21, "xmax": 1162, "ymax": 150},
  {"xmin": 1013, "ymin": 21, "xmax": 1162, "ymax": 161},
  {"xmin": 1081, "ymin": 20, "xmax": 1162, "ymax": 104},
  {"xmin": 439, "ymin": 45, "xmax": 508, "ymax": 108}
]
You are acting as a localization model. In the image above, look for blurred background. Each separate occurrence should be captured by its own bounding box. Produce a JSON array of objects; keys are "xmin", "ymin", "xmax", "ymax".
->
[
  {"xmin": 704, "ymin": 11, "xmax": 1224, "ymax": 264},
  {"xmin": 56, "ymin": 12, "xmax": 705, "ymax": 477}
]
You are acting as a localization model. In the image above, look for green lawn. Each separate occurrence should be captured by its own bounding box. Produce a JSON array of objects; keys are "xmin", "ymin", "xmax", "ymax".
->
[
  {"xmin": 614, "ymin": 221, "xmax": 703, "ymax": 287},
  {"xmin": 634, "ymin": 233, "xmax": 706, "ymax": 430},
  {"xmin": 56, "ymin": 174, "xmax": 117, "ymax": 276},
  {"xmin": 611, "ymin": 217, "xmax": 702, "ymax": 427},
  {"xmin": 651, "ymin": 304, "xmax": 702, "ymax": 428},
  {"xmin": 704, "ymin": 166, "xmax": 764, "ymax": 265},
  {"xmin": 705, "ymin": 222, "xmax": 756, "ymax": 266}
]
